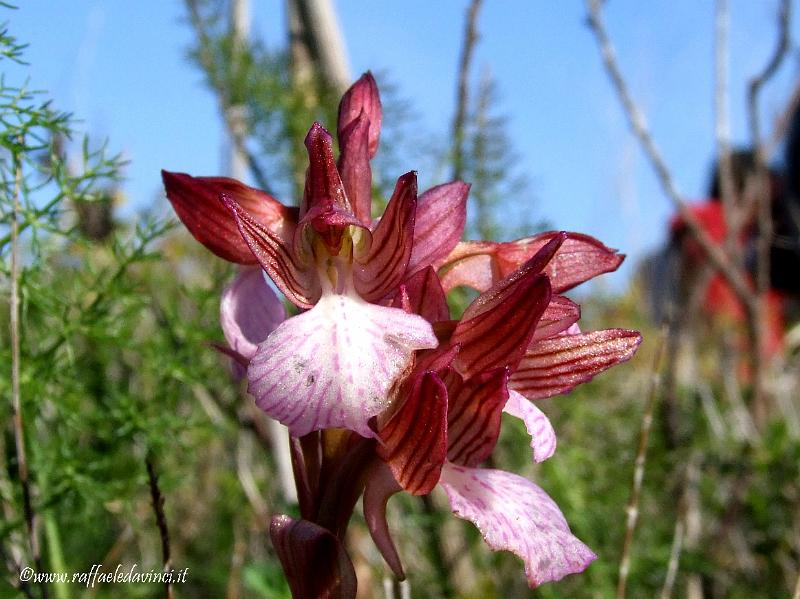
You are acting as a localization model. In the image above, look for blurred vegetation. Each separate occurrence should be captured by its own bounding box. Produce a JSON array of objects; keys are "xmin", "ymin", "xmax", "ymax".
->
[{"xmin": 1, "ymin": 3, "xmax": 799, "ymax": 599}]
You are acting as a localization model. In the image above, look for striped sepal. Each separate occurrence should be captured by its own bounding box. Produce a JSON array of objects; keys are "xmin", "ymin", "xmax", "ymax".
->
[
  {"xmin": 510, "ymin": 329, "xmax": 642, "ymax": 400},
  {"xmin": 221, "ymin": 193, "xmax": 320, "ymax": 309},
  {"xmin": 377, "ymin": 371, "xmax": 447, "ymax": 495}
]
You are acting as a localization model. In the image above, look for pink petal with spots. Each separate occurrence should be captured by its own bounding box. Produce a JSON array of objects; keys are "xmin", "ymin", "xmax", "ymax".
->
[
  {"xmin": 439, "ymin": 463, "xmax": 596, "ymax": 588},
  {"xmin": 220, "ymin": 268, "xmax": 286, "ymax": 360},
  {"xmin": 248, "ymin": 294, "xmax": 437, "ymax": 438},
  {"xmin": 503, "ymin": 390, "xmax": 556, "ymax": 463}
]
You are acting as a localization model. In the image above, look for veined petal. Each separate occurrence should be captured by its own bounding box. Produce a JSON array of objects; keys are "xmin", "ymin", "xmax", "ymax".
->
[
  {"xmin": 220, "ymin": 268, "xmax": 286, "ymax": 360},
  {"xmin": 511, "ymin": 329, "xmax": 642, "ymax": 400},
  {"xmin": 503, "ymin": 390, "xmax": 556, "ymax": 463},
  {"xmin": 439, "ymin": 464, "xmax": 596, "ymax": 588},
  {"xmin": 337, "ymin": 111, "xmax": 372, "ymax": 225},
  {"xmin": 162, "ymin": 170, "xmax": 296, "ymax": 264},
  {"xmin": 338, "ymin": 71, "xmax": 382, "ymax": 158},
  {"xmin": 440, "ymin": 232, "xmax": 624, "ymax": 294},
  {"xmin": 377, "ymin": 371, "xmax": 447, "ymax": 495},
  {"xmin": 444, "ymin": 368, "xmax": 509, "ymax": 467},
  {"xmin": 507, "ymin": 232, "xmax": 625, "ymax": 293},
  {"xmin": 533, "ymin": 295, "xmax": 581, "ymax": 342},
  {"xmin": 248, "ymin": 294, "xmax": 437, "ymax": 438},
  {"xmin": 407, "ymin": 181, "xmax": 469, "ymax": 275},
  {"xmin": 449, "ymin": 237, "xmax": 562, "ymax": 379},
  {"xmin": 222, "ymin": 194, "xmax": 321, "ymax": 309},
  {"xmin": 354, "ymin": 172, "xmax": 416, "ymax": 302},
  {"xmin": 270, "ymin": 515, "xmax": 357, "ymax": 599},
  {"xmin": 391, "ymin": 266, "xmax": 449, "ymax": 323}
]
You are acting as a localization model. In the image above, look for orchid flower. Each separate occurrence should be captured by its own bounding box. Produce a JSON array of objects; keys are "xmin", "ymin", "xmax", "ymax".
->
[{"xmin": 163, "ymin": 72, "xmax": 641, "ymax": 598}]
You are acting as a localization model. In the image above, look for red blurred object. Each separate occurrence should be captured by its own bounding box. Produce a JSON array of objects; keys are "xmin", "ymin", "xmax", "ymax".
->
[{"xmin": 670, "ymin": 200, "xmax": 786, "ymax": 357}]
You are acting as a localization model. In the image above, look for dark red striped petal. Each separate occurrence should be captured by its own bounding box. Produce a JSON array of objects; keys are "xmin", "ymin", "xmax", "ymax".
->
[
  {"xmin": 444, "ymin": 368, "xmax": 509, "ymax": 467},
  {"xmin": 510, "ymin": 329, "xmax": 642, "ymax": 400},
  {"xmin": 440, "ymin": 231, "xmax": 624, "ymax": 294},
  {"xmin": 450, "ymin": 237, "xmax": 559, "ymax": 379},
  {"xmin": 162, "ymin": 170, "xmax": 296, "ymax": 264},
  {"xmin": 337, "ymin": 110, "xmax": 372, "ymax": 225},
  {"xmin": 532, "ymin": 295, "xmax": 581, "ymax": 342},
  {"xmin": 338, "ymin": 71, "xmax": 382, "ymax": 158},
  {"xmin": 407, "ymin": 181, "xmax": 469, "ymax": 275},
  {"xmin": 363, "ymin": 462, "xmax": 405, "ymax": 579},
  {"xmin": 498, "ymin": 232, "xmax": 625, "ymax": 293},
  {"xmin": 221, "ymin": 194, "xmax": 321, "ymax": 309},
  {"xmin": 354, "ymin": 172, "xmax": 416, "ymax": 302},
  {"xmin": 377, "ymin": 371, "xmax": 447, "ymax": 495},
  {"xmin": 270, "ymin": 515, "xmax": 357, "ymax": 599},
  {"xmin": 391, "ymin": 266, "xmax": 449, "ymax": 323}
]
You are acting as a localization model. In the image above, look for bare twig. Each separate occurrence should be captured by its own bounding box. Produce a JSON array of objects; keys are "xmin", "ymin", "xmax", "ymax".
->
[
  {"xmin": 747, "ymin": 0, "xmax": 791, "ymax": 153},
  {"xmin": 766, "ymin": 80, "xmax": 800, "ymax": 157},
  {"xmin": 746, "ymin": 0, "xmax": 791, "ymax": 422},
  {"xmin": 145, "ymin": 455, "xmax": 173, "ymax": 599},
  {"xmin": 659, "ymin": 518, "xmax": 684, "ymax": 599},
  {"xmin": 617, "ymin": 326, "xmax": 668, "ymax": 599},
  {"xmin": 792, "ymin": 567, "xmax": 800, "ymax": 599},
  {"xmin": 585, "ymin": 0, "xmax": 756, "ymax": 311},
  {"xmin": 451, "ymin": 0, "xmax": 484, "ymax": 181},
  {"xmin": 714, "ymin": 0, "xmax": 741, "ymax": 261},
  {"xmin": 9, "ymin": 156, "xmax": 47, "ymax": 599}
]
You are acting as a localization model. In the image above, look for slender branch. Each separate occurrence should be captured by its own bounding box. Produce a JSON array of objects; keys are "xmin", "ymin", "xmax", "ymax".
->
[
  {"xmin": 746, "ymin": 0, "xmax": 791, "ymax": 422},
  {"xmin": 451, "ymin": 0, "xmax": 484, "ymax": 181},
  {"xmin": 747, "ymin": 0, "xmax": 792, "ymax": 290},
  {"xmin": 714, "ymin": 0, "xmax": 741, "ymax": 261},
  {"xmin": 145, "ymin": 455, "xmax": 173, "ymax": 599},
  {"xmin": 792, "ymin": 566, "xmax": 800, "ymax": 599},
  {"xmin": 9, "ymin": 155, "xmax": 48, "ymax": 599},
  {"xmin": 585, "ymin": 0, "xmax": 757, "ymax": 311},
  {"xmin": 748, "ymin": 0, "xmax": 791, "ymax": 153},
  {"xmin": 617, "ymin": 326, "xmax": 668, "ymax": 599},
  {"xmin": 766, "ymin": 79, "xmax": 800, "ymax": 157},
  {"xmin": 658, "ymin": 519, "xmax": 684, "ymax": 599}
]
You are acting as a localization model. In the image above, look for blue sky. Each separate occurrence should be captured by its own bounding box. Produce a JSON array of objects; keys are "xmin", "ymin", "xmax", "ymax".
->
[{"xmin": 6, "ymin": 1, "xmax": 799, "ymax": 287}]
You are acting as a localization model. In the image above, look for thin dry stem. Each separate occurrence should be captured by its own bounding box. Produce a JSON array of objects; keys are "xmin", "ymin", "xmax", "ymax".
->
[
  {"xmin": 659, "ymin": 519, "xmax": 684, "ymax": 599},
  {"xmin": 617, "ymin": 326, "xmax": 668, "ymax": 599},
  {"xmin": 714, "ymin": 0, "xmax": 742, "ymax": 263},
  {"xmin": 451, "ymin": 0, "xmax": 484, "ymax": 181},
  {"xmin": 746, "ymin": 0, "xmax": 791, "ymax": 422},
  {"xmin": 146, "ymin": 455, "xmax": 173, "ymax": 599},
  {"xmin": 9, "ymin": 158, "xmax": 47, "ymax": 599}
]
